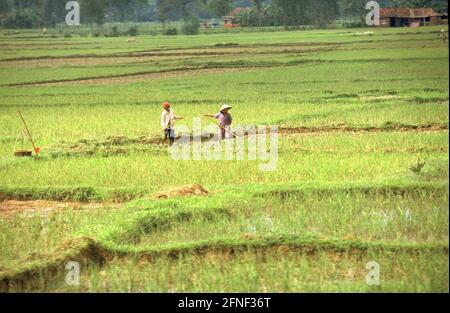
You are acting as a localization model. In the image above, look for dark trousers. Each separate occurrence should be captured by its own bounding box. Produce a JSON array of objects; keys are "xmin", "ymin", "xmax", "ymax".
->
[{"xmin": 165, "ymin": 128, "xmax": 175, "ymax": 144}]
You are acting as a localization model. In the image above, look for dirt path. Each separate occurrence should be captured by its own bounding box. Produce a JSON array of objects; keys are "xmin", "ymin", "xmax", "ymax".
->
[
  {"xmin": 0, "ymin": 200, "xmax": 121, "ymax": 216},
  {"xmin": 0, "ymin": 54, "xmax": 203, "ymax": 68},
  {"xmin": 8, "ymin": 67, "xmax": 261, "ymax": 87},
  {"xmin": 0, "ymin": 185, "xmax": 209, "ymax": 215},
  {"xmin": 0, "ymin": 43, "xmax": 338, "ymax": 67},
  {"xmin": 279, "ymin": 124, "xmax": 448, "ymax": 135}
]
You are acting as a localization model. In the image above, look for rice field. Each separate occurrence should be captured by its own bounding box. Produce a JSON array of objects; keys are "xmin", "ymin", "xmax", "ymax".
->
[{"xmin": 0, "ymin": 25, "xmax": 448, "ymax": 293}]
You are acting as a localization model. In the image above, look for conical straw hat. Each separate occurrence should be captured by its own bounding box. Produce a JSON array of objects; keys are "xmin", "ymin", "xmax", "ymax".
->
[{"xmin": 220, "ymin": 104, "xmax": 232, "ymax": 112}]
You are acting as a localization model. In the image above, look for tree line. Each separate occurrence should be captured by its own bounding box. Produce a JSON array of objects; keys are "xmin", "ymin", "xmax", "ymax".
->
[{"xmin": 0, "ymin": 0, "xmax": 447, "ymax": 30}]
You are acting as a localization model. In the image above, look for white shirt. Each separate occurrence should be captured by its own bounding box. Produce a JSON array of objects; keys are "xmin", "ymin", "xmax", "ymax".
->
[{"xmin": 161, "ymin": 109, "xmax": 176, "ymax": 129}]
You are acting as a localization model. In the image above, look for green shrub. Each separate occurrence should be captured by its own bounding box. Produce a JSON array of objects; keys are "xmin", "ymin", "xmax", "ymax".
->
[
  {"xmin": 2, "ymin": 8, "xmax": 37, "ymax": 29},
  {"xmin": 165, "ymin": 27, "xmax": 178, "ymax": 35},
  {"xmin": 343, "ymin": 21, "xmax": 366, "ymax": 28},
  {"xmin": 182, "ymin": 18, "xmax": 200, "ymax": 35},
  {"xmin": 127, "ymin": 26, "xmax": 139, "ymax": 36},
  {"xmin": 110, "ymin": 26, "xmax": 120, "ymax": 37}
]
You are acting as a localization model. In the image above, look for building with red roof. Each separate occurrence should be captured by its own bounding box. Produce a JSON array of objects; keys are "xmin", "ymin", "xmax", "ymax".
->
[
  {"xmin": 222, "ymin": 7, "xmax": 250, "ymax": 28},
  {"xmin": 379, "ymin": 7, "xmax": 446, "ymax": 27}
]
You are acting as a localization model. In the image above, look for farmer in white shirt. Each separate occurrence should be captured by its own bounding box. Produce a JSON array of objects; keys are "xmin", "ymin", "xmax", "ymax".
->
[{"xmin": 161, "ymin": 101, "xmax": 183, "ymax": 145}]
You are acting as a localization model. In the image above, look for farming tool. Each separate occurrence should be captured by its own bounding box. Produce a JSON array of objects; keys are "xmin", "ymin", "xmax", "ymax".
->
[
  {"xmin": 14, "ymin": 111, "xmax": 40, "ymax": 157},
  {"xmin": 202, "ymin": 114, "xmax": 238, "ymax": 139}
]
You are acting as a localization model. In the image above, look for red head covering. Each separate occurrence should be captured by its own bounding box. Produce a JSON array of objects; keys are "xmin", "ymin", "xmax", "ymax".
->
[{"xmin": 162, "ymin": 101, "xmax": 170, "ymax": 109}]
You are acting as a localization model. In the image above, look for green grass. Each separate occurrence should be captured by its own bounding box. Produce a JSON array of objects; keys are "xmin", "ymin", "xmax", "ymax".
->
[
  {"xmin": 1, "ymin": 26, "xmax": 443, "ymax": 60},
  {"xmin": 0, "ymin": 207, "xmax": 114, "ymax": 269},
  {"xmin": 134, "ymin": 192, "xmax": 448, "ymax": 247},
  {"xmin": 0, "ymin": 25, "xmax": 448, "ymax": 292},
  {"xmin": 1, "ymin": 186, "xmax": 447, "ymax": 292},
  {"xmin": 61, "ymin": 249, "xmax": 448, "ymax": 292}
]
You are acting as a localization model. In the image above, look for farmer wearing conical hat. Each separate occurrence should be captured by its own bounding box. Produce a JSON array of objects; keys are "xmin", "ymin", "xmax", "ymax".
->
[
  {"xmin": 205, "ymin": 104, "xmax": 233, "ymax": 140},
  {"xmin": 161, "ymin": 101, "xmax": 183, "ymax": 145}
]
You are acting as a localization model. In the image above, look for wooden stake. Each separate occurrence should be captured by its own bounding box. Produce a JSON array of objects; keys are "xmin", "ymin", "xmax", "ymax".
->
[{"xmin": 18, "ymin": 111, "xmax": 39, "ymax": 153}]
